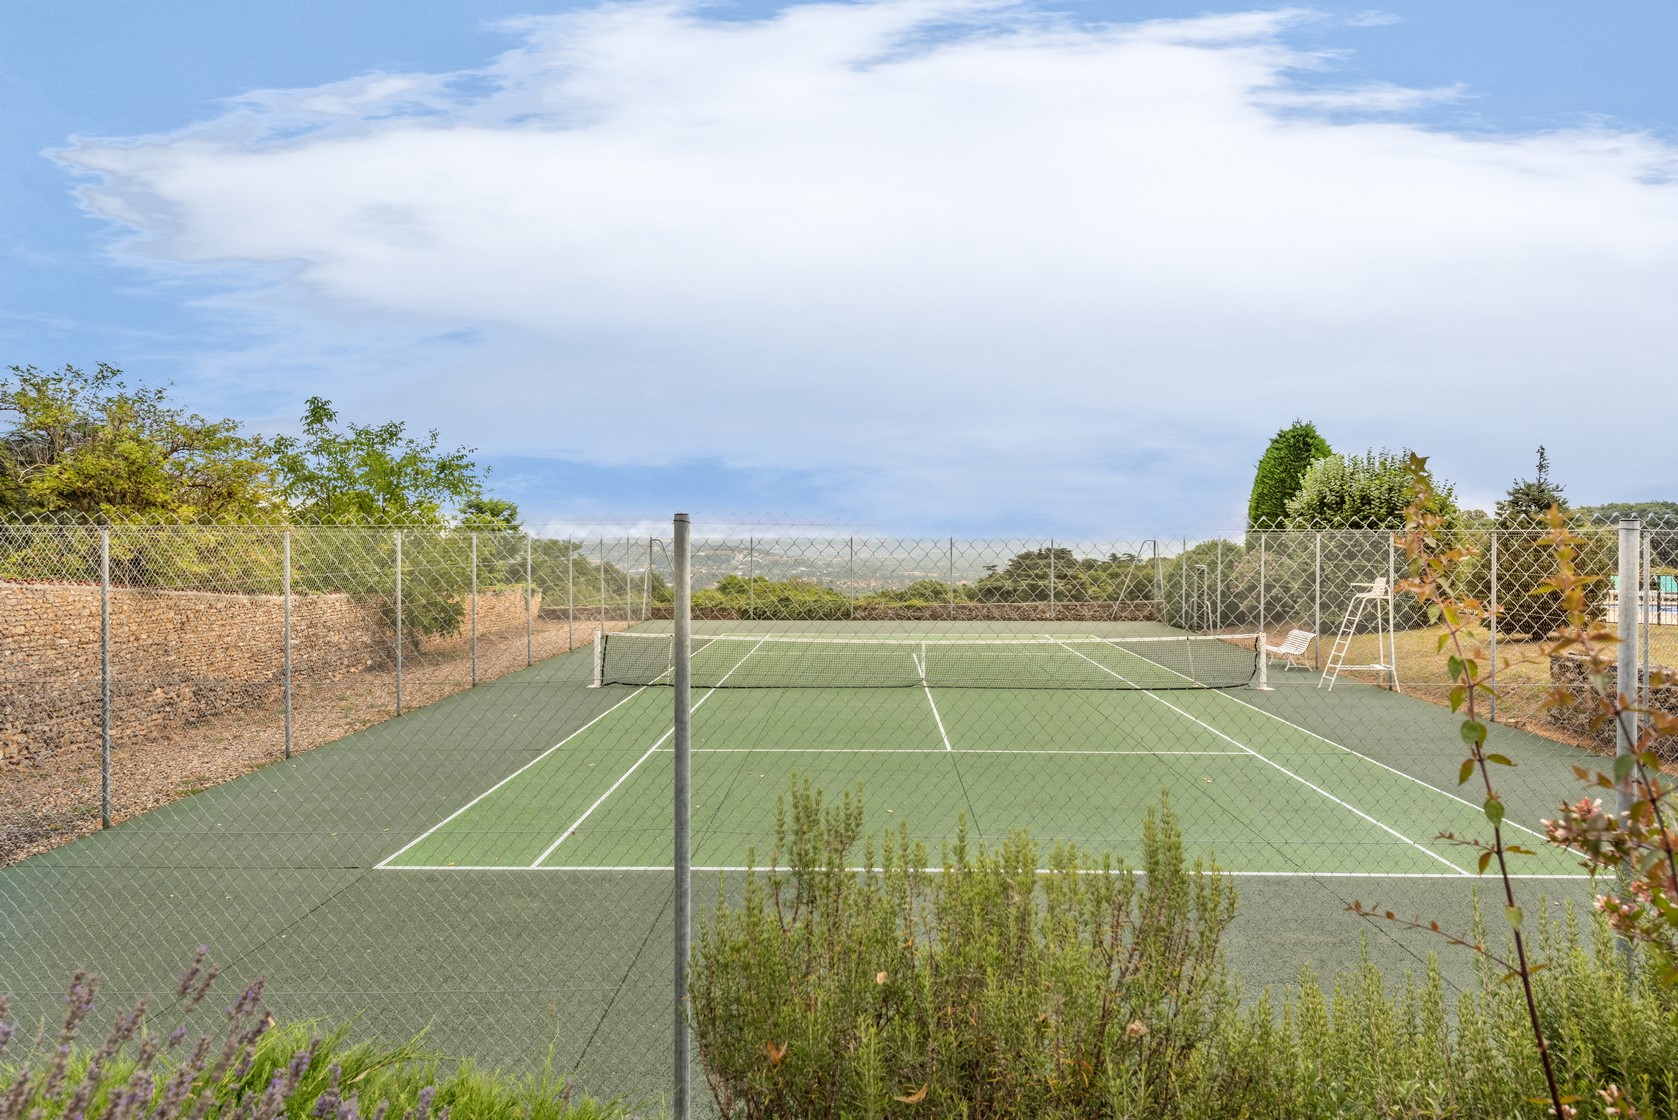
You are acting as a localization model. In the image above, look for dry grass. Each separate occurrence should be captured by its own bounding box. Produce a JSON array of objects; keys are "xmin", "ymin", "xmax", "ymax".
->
[{"xmin": 1325, "ymin": 623, "xmax": 1677, "ymax": 764}]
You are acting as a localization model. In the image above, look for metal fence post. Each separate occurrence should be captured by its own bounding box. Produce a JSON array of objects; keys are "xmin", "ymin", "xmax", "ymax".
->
[
  {"xmin": 1617, "ymin": 517, "xmax": 1641, "ymax": 819},
  {"xmin": 470, "ymin": 533, "xmax": 478, "ymax": 687},
  {"xmin": 599, "ymin": 538, "xmax": 607, "ymax": 631},
  {"xmin": 1313, "ymin": 532, "xmax": 1322, "ymax": 670},
  {"xmin": 395, "ymin": 530, "xmax": 403, "ymax": 716},
  {"xmin": 1258, "ymin": 532, "xmax": 1267, "ymax": 643},
  {"xmin": 849, "ymin": 536, "xmax": 855, "ymax": 621},
  {"xmin": 100, "ymin": 528, "xmax": 111, "ymax": 829},
  {"xmin": 1216, "ymin": 539, "xmax": 1223, "ymax": 630},
  {"xmin": 284, "ymin": 531, "xmax": 293, "ymax": 758},
  {"xmin": 748, "ymin": 536, "xmax": 755, "ymax": 617},
  {"xmin": 1488, "ymin": 531, "xmax": 1498, "ymax": 724},
  {"xmin": 948, "ymin": 538, "xmax": 956, "ymax": 619},
  {"xmin": 671, "ymin": 512, "xmax": 693, "ymax": 1120},
  {"xmin": 526, "ymin": 534, "xmax": 534, "ymax": 667},
  {"xmin": 1048, "ymin": 539, "xmax": 1056, "ymax": 621},
  {"xmin": 567, "ymin": 545, "xmax": 575, "ymax": 650}
]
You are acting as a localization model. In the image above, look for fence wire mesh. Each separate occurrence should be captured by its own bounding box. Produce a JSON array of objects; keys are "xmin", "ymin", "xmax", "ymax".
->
[{"xmin": 2, "ymin": 515, "xmax": 1674, "ymax": 1111}]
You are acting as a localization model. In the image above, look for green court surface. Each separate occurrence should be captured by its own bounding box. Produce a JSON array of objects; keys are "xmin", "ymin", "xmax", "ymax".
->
[
  {"xmin": 1, "ymin": 621, "xmax": 1598, "ymax": 1104},
  {"xmin": 376, "ymin": 628, "xmax": 1582, "ymax": 879}
]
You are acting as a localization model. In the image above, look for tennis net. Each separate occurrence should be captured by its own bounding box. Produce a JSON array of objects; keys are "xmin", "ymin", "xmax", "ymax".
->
[{"xmin": 593, "ymin": 632, "xmax": 1264, "ymax": 691}]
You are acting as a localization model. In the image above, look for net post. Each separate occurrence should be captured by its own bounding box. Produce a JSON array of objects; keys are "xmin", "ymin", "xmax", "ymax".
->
[
  {"xmin": 470, "ymin": 533, "xmax": 478, "ymax": 687},
  {"xmin": 1616, "ymin": 517, "xmax": 1640, "ymax": 820},
  {"xmin": 284, "ymin": 530, "xmax": 293, "ymax": 759},
  {"xmin": 590, "ymin": 628, "xmax": 605, "ymax": 688},
  {"xmin": 100, "ymin": 528, "xmax": 111, "ymax": 829},
  {"xmin": 671, "ymin": 513, "xmax": 693, "ymax": 1120},
  {"xmin": 395, "ymin": 530, "xmax": 403, "ymax": 716}
]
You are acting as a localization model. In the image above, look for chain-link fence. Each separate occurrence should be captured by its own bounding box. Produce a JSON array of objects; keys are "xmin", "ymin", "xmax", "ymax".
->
[{"xmin": 1, "ymin": 514, "xmax": 1672, "ymax": 1113}]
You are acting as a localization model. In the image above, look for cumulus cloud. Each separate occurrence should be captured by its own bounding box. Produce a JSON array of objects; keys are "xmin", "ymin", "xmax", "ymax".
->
[{"xmin": 54, "ymin": 1, "xmax": 1678, "ymax": 531}]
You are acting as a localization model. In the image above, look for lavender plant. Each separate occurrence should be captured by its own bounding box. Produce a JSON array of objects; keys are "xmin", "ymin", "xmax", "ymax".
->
[{"xmin": 0, "ymin": 952, "xmax": 625, "ymax": 1120}]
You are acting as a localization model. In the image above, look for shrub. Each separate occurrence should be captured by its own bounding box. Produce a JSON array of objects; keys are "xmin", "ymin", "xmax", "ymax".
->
[
  {"xmin": 1285, "ymin": 449, "xmax": 1457, "ymax": 530},
  {"xmin": 690, "ymin": 779, "xmax": 1236, "ymax": 1119},
  {"xmin": 0, "ymin": 952, "xmax": 628, "ymax": 1120}
]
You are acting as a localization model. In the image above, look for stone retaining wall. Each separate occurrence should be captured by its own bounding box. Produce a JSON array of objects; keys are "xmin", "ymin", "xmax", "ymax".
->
[
  {"xmin": 0, "ymin": 582, "xmax": 535, "ymax": 762},
  {"xmin": 1548, "ymin": 652, "xmax": 1678, "ymax": 761}
]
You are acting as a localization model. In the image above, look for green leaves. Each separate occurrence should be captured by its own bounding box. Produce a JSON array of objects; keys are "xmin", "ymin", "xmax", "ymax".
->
[{"xmin": 1484, "ymin": 797, "xmax": 1505, "ymax": 829}]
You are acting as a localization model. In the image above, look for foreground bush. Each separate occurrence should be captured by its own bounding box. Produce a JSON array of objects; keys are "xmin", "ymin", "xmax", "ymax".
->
[
  {"xmin": 691, "ymin": 781, "xmax": 1236, "ymax": 1119},
  {"xmin": 0, "ymin": 955, "xmax": 626, "ymax": 1120},
  {"xmin": 691, "ymin": 779, "xmax": 1678, "ymax": 1119}
]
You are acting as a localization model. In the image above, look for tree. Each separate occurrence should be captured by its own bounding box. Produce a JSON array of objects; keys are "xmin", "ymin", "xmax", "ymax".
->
[
  {"xmin": 1, "ymin": 363, "xmax": 272, "ymax": 521},
  {"xmin": 1491, "ymin": 448, "xmax": 1609, "ymax": 638},
  {"xmin": 1496, "ymin": 445, "xmax": 1565, "ymax": 524},
  {"xmin": 1284, "ymin": 448, "xmax": 1456, "ymax": 530},
  {"xmin": 458, "ymin": 497, "xmax": 522, "ymax": 531},
  {"xmin": 1248, "ymin": 421, "xmax": 1332, "ymax": 528},
  {"xmin": 263, "ymin": 397, "xmax": 484, "ymax": 525}
]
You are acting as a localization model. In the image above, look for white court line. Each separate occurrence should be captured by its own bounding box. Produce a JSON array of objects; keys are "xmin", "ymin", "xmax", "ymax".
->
[
  {"xmin": 1053, "ymin": 638, "xmax": 1469, "ymax": 876},
  {"xmin": 526, "ymin": 638, "xmax": 767, "ymax": 868},
  {"xmin": 374, "ymin": 686, "xmax": 652, "ymax": 869},
  {"xmin": 378, "ymin": 863, "xmax": 1590, "ymax": 878},
  {"xmin": 917, "ymin": 642, "xmax": 954, "ymax": 751},
  {"xmin": 1093, "ymin": 634, "xmax": 1551, "ymax": 844},
  {"xmin": 689, "ymin": 748, "xmax": 1243, "ymax": 755}
]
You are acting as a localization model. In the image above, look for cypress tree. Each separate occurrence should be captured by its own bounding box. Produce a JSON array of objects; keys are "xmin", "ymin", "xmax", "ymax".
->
[{"xmin": 1247, "ymin": 421, "xmax": 1332, "ymax": 528}]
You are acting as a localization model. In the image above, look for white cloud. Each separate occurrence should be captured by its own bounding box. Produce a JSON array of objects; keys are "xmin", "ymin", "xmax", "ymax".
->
[{"xmin": 53, "ymin": 1, "xmax": 1678, "ymax": 531}]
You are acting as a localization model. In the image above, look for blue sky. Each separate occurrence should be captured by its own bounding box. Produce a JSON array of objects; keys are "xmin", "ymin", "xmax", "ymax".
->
[{"xmin": 4, "ymin": 1, "xmax": 1675, "ymax": 534}]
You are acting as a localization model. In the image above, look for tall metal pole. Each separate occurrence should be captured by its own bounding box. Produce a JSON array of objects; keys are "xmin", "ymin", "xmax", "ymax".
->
[
  {"xmin": 470, "ymin": 533, "xmax": 479, "ymax": 687},
  {"xmin": 100, "ymin": 529, "xmax": 111, "ymax": 829},
  {"xmin": 567, "ymin": 545, "xmax": 575, "ymax": 650},
  {"xmin": 671, "ymin": 513, "xmax": 694, "ymax": 1120},
  {"xmin": 1216, "ymin": 539, "xmax": 1223, "ymax": 630},
  {"xmin": 526, "ymin": 534, "xmax": 534, "ymax": 666},
  {"xmin": 599, "ymin": 538, "xmax": 607, "ymax": 632},
  {"xmin": 1488, "ymin": 530, "xmax": 1499, "ymax": 723},
  {"xmin": 1152, "ymin": 540, "xmax": 1162, "ymax": 611},
  {"xmin": 1313, "ymin": 532, "xmax": 1322, "ymax": 670},
  {"xmin": 1387, "ymin": 536, "xmax": 1398, "ymax": 691},
  {"xmin": 948, "ymin": 538, "xmax": 956, "ymax": 620},
  {"xmin": 395, "ymin": 531, "xmax": 403, "ymax": 716},
  {"xmin": 1258, "ymin": 532, "xmax": 1267, "ymax": 643},
  {"xmin": 284, "ymin": 531, "xmax": 293, "ymax": 758},
  {"xmin": 1642, "ymin": 530, "xmax": 1652, "ymax": 722},
  {"xmin": 1049, "ymin": 540, "xmax": 1056, "ymax": 622},
  {"xmin": 747, "ymin": 536, "xmax": 755, "ymax": 618},
  {"xmin": 849, "ymin": 536, "xmax": 855, "ymax": 621},
  {"xmin": 1617, "ymin": 517, "xmax": 1641, "ymax": 820}
]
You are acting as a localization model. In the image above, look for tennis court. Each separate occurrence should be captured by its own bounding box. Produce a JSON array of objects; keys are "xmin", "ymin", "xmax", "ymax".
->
[{"xmin": 374, "ymin": 622, "xmax": 1585, "ymax": 880}]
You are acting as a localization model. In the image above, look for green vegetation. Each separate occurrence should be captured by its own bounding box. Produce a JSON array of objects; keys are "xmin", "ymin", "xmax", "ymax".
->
[
  {"xmin": 1248, "ymin": 420, "xmax": 1332, "ymax": 528},
  {"xmin": 1487, "ymin": 448, "xmax": 1609, "ymax": 638},
  {"xmin": 691, "ymin": 778, "xmax": 1678, "ymax": 1120},
  {"xmin": 692, "ymin": 781, "xmax": 1234, "ymax": 1119},
  {"xmin": 968, "ymin": 546, "xmax": 1157, "ymax": 603},
  {"xmin": 1, "ymin": 366, "xmax": 503, "ymax": 528},
  {"xmin": 1, "ymin": 363, "xmax": 271, "ymax": 522},
  {"xmin": 262, "ymin": 396, "xmax": 484, "ymax": 526},
  {"xmin": 1285, "ymin": 448, "xmax": 1457, "ymax": 530},
  {"xmin": 0, "ymin": 958, "xmax": 631, "ymax": 1120}
]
